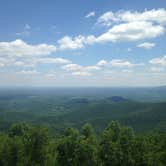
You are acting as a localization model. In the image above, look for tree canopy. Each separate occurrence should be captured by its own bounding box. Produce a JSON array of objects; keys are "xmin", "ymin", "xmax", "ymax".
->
[{"xmin": 0, "ymin": 121, "xmax": 165, "ymax": 166}]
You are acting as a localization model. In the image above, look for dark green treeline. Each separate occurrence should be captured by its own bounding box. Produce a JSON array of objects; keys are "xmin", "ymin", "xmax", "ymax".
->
[{"xmin": 0, "ymin": 121, "xmax": 166, "ymax": 166}]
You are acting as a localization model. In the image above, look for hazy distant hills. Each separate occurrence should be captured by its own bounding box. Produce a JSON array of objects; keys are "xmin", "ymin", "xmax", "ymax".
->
[
  {"xmin": 0, "ymin": 89, "xmax": 166, "ymax": 134},
  {"xmin": 0, "ymin": 86, "xmax": 166, "ymax": 102},
  {"xmin": 0, "ymin": 86, "xmax": 166, "ymax": 133},
  {"xmin": 43, "ymin": 100, "xmax": 166, "ymax": 133}
]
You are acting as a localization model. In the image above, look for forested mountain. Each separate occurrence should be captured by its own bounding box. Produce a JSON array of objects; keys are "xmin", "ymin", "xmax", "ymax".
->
[{"xmin": 0, "ymin": 87, "xmax": 166, "ymax": 134}]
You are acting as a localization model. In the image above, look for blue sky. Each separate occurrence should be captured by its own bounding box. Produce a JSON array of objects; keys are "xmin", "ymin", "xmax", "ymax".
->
[{"xmin": 0, "ymin": 0, "xmax": 166, "ymax": 86}]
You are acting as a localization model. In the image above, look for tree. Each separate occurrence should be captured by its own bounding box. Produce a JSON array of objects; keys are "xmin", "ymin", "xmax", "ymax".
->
[
  {"xmin": 75, "ymin": 124, "xmax": 98, "ymax": 166},
  {"xmin": 56, "ymin": 127, "xmax": 79, "ymax": 166},
  {"xmin": 99, "ymin": 121, "xmax": 135, "ymax": 166},
  {"xmin": 0, "ymin": 135, "xmax": 23, "ymax": 166},
  {"xmin": 9, "ymin": 123, "xmax": 29, "ymax": 137},
  {"xmin": 22, "ymin": 127, "xmax": 49, "ymax": 166}
]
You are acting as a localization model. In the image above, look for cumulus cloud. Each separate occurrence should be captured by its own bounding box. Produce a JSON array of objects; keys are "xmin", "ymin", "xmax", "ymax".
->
[
  {"xmin": 57, "ymin": 35, "xmax": 96, "ymax": 50},
  {"xmin": 97, "ymin": 8, "xmax": 166, "ymax": 26},
  {"xmin": 62, "ymin": 63, "xmax": 101, "ymax": 77},
  {"xmin": 149, "ymin": 55, "xmax": 166, "ymax": 66},
  {"xmin": 0, "ymin": 39, "xmax": 71, "ymax": 71},
  {"xmin": 0, "ymin": 39, "xmax": 56, "ymax": 57},
  {"xmin": 62, "ymin": 58, "xmax": 143, "ymax": 77},
  {"xmin": 57, "ymin": 21, "xmax": 164, "ymax": 50},
  {"xmin": 96, "ymin": 21, "xmax": 164, "ymax": 43},
  {"xmin": 137, "ymin": 42, "xmax": 156, "ymax": 49},
  {"xmin": 85, "ymin": 11, "xmax": 95, "ymax": 18},
  {"xmin": 56, "ymin": 9, "xmax": 166, "ymax": 51},
  {"xmin": 97, "ymin": 11, "xmax": 119, "ymax": 26},
  {"xmin": 110, "ymin": 59, "xmax": 143, "ymax": 68},
  {"xmin": 58, "ymin": 36, "xmax": 85, "ymax": 50}
]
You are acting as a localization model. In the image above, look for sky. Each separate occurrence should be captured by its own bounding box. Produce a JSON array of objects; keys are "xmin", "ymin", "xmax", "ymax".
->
[{"xmin": 0, "ymin": 0, "xmax": 166, "ymax": 87}]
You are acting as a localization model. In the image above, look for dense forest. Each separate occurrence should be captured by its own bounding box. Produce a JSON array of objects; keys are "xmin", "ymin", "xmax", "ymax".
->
[
  {"xmin": 0, "ymin": 121, "xmax": 166, "ymax": 166},
  {"xmin": 0, "ymin": 88, "xmax": 166, "ymax": 165},
  {"xmin": 0, "ymin": 90, "xmax": 166, "ymax": 134}
]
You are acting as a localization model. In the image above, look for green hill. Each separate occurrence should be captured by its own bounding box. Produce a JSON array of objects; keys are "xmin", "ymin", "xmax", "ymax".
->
[{"xmin": 0, "ymin": 94, "xmax": 166, "ymax": 133}]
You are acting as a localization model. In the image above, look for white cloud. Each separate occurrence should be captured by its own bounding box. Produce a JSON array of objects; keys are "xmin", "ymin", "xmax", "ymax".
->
[
  {"xmin": 0, "ymin": 57, "xmax": 27, "ymax": 67},
  {"xmin": 72, "ymin": 71, "xmax": 91, "ymax": 76},
  {"xmin": 17, "ymin": 70, "xmax": 40, "ymax": 75},
  {"xmin": 4, "ymin": 57, "xmax": 71, "ymax": 68},
  {"xmin": 13, "ymin": 61, "xmax": 26, "ymax": 67},
  {"xmin": 58, "ymin": 36, "xmax": 85, "ymax": 50},
  {"xmin": 97, "ymin": 11, "xmax": 119, "ymax": 26},
  {"xmin": 62, "ymin": 59, "xmax": 143, "ymax": 77},
  {"xmin": 62, "ymin": 63, "xmax": 101, "ymax": 72},
  {"xmin": 84, "ymin": 66, "xmax": 101, "ymax": 71},
  {"xmin": 97, "ymin": 21, "xmax": 164, "ymax": 43},
  {"xmin": 149, "ymin": 55, "xmax": 166, "ymax": 66},
  {"xmin": 137, "ymin": 42, "xmax": 156, "ymax": 49},
  {"xmin": 35, "ymin": 57, "xmax": 71, "ymax": 64},
  {"xmin": 122, "ymin": 69, "xmax": 133, "ymax": 73},
  {"xmin": 150, "ymin": 67, "xmax": 165, "ymax": 72},
  {"xmin": 0, "ymin": 40, "xmax": 71, "ymax": 69},
  {"xmin": 57, "ymin": 9, "xmax": 166, "ymax": 51},
  {"xmin": 62, "ymin": 63, "xmax": 101, "ymax": 77},
  {"xmin": 0, "ymin": 39, "xmax": 56, "ymax": 57},
  {"xmin": 62, "ymin": 64, "xmax": 82, "ymax": 71},
  {"xmin": 85, "ymin": 11, "xmax": 95, "ymax": 18},
  {"xmin": 110, "ymin": 59, "xmax": 143, "ymax": 68},
  {"xmin": 97, "ymin": 60, "xmax": 109, "ymax": 67},
  {"xmin": 58, "ymin": 20, "xmax": 164, "ymax": 50},
  {"xmin": 97, "ymin": 8, "xmax": 166, "ymax": 26},
  {"xmin": 57, "ymin": 35, "xmax": 96, "ymax": 50}
]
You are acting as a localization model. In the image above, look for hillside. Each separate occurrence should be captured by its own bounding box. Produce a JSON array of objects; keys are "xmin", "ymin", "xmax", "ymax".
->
[{"xmin": 0, "ymin": 90, "xmax": 166, "ymax": 133}]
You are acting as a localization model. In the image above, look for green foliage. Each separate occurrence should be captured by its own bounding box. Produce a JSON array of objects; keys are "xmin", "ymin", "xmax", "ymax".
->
[
  {"xmin": 0, "ymin": 121, "xmax": 165, "ymax": 166},
  {"xmin": 0, "ymin": 135, "xmax": 23, "ymax": 166},
  {"xmin": 1, "ymin": 94, "xmax": 166, "ymax": 134},
  {"xmin": 99, "ymin": 121, "xmax": 134, "ymax": 166},
  {"xmin": 22, "ymin": 127, "xmax": 49, "ymax": 166},
  {"xmin": 9, "ymin": 123, "xmax": 29, "ymax": 137}
]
